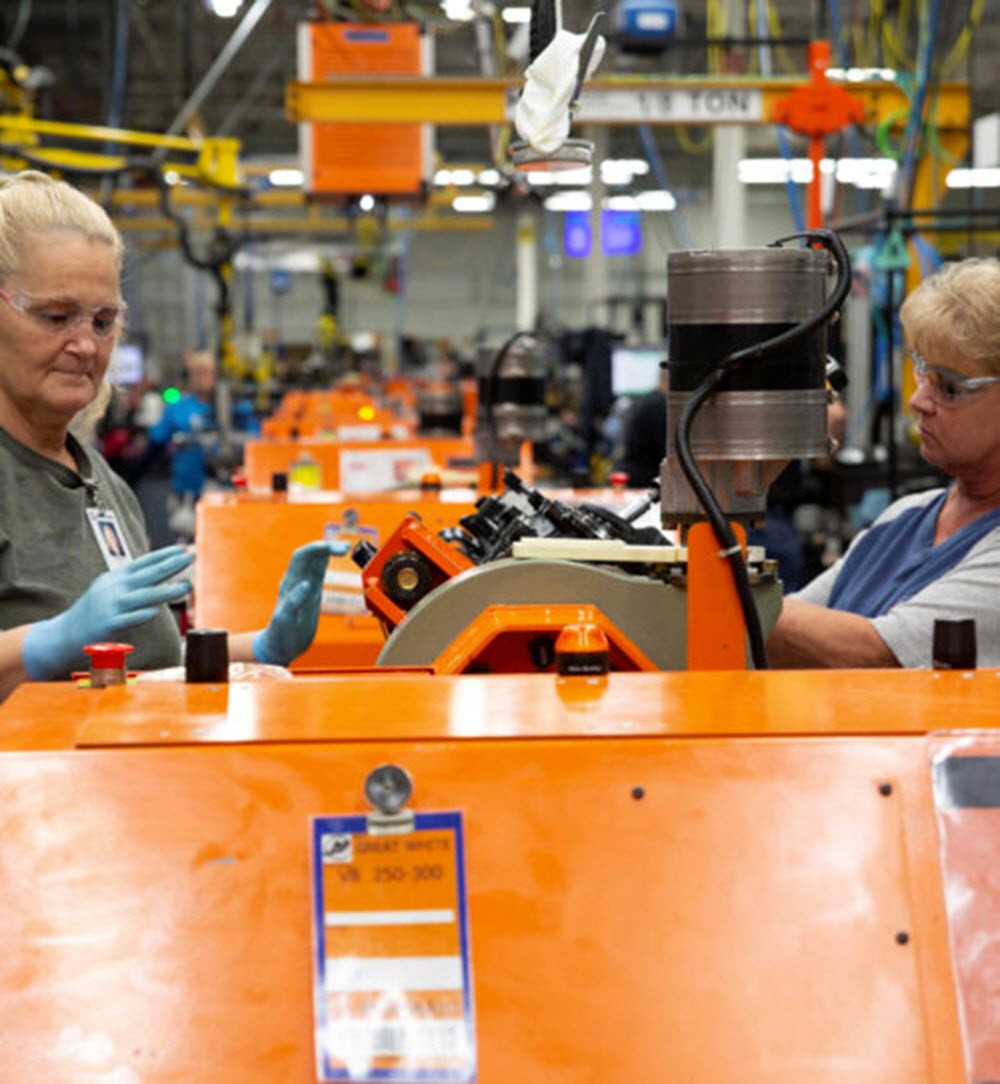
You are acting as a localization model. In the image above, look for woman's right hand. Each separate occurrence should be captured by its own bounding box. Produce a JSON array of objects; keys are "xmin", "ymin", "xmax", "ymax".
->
[{"xmin": 21, "ymin": 545, "xmax": 193, "ymax": 679}]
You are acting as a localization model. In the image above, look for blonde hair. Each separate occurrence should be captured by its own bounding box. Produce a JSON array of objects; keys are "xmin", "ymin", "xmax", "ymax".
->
[
  {"xmin": 0, "ymin": 170, "xmax": 123, "ymax": 280},
  {"xmin": 900, "ymin": 257, "xmax": 1000, "ymax": 376}
]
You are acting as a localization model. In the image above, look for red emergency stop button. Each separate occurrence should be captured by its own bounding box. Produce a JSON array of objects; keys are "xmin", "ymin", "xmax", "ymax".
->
[
  {"xmin": 82, "ymin": 642, "xmax": 135, "ymax": 687},
  {"xmin": 83, "ymin": 642, "xmax": 134, "ymax": 669}
]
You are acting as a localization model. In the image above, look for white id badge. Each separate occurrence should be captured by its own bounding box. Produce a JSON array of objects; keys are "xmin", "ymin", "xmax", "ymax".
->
[{"xmin": 86, "ymin": 508, "xmax": 133, "ymax": 570}]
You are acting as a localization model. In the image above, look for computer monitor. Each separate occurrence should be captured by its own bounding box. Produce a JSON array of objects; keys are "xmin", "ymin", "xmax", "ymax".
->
[{"xmin": 611, "ymin": 344, "xmax": 665, "ymax": 397}]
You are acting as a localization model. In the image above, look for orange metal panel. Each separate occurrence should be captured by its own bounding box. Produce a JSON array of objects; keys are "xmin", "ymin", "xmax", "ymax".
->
[
  {"xmin": 0, "ymin": 715, "xmax": 968, "ymax": 1082},
  {"xmin": 243, "ymin": 437, "xmax": 474, "ymax": 491},
  {"xmin": 194, "ymin": 492, "xmax": 477, "ymax": 667},
  {"xmin": 687, "ymin": 521, "xmax": 748, "ymax": 670},
  {"xmin": 431, "ymin": 603, "xmax": 659, "ymax": 674},
  {"xmin": 8, "ymin": 667, "xmax": 995, "ymax": 750},
  {"xmin": 299, "ymin": 22, "xmax": 428, "ymax": 196}
]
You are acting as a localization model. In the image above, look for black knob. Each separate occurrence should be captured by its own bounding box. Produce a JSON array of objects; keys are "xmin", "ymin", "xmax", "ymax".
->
[
  {"xmin": 271, "ymin": 471, "xmax": 288, "ymax": 493},
  {"xmin": 382, "ymin": 552, "xmax": 434, "ymax": 610},
  {"xmin": 185, "ymin": 628, "xmax": 229, "ymax": 683},
  {"xmin": 351, "ymin": 539, "xmax": 378, "ymax": 570},
  {"xmin": 933, "ymin": 618, "xmax": 977, "ymax": 670}
]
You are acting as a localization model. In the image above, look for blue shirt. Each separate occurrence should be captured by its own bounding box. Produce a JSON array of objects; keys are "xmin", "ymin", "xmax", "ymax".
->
[
  {"xmin": 148, "ymin": 395, "xmax": 216, "ymax": 497},
  {"xmin": 829, "ymin": 488, "xmax": 1000, "ymax": 617}
]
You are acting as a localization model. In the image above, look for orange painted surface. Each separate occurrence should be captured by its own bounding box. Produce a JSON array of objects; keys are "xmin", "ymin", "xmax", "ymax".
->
[
  {"xmin": 771, "ymin": 40, "xmax": 866, "ymax": 229},
  {"xmin": 243, "ymin": 437, "xmax": 474, "ymax": 491},
  {"xmin": 360, "ymin": 514, "xmax": 475, "ymax": 630},
  {"xmin": 0, "ymin": 668, "xmax": 989, "ymax": 1080},
  {"xmin": 301, "ymin": 22, "xmax": 427, "ymax": 196},
  {"xmin": 687, "ymin": 521, "xmax": 748, "ymax": 670},
  {"xmin": 431, "ymin": 604, "xmax": 658, "ymax": 674},
  {"xmin": 194, "ymin": 491, "xmax": 477, "ymax": 667}
]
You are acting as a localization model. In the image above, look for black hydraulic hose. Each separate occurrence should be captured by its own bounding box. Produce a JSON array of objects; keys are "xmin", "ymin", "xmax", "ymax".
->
[
  {"xmin": 484, "ymin": 329, "xmax": 537, "ymax": 490},
  {"xmin": 674, "ymin": 228, "xmax": 852, "ymax": 670}
]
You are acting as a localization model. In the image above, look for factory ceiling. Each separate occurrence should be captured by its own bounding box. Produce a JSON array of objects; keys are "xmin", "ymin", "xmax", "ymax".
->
[{"xmin": 5, "ymin": 1, "xmax": 1000, "ymax": 199}]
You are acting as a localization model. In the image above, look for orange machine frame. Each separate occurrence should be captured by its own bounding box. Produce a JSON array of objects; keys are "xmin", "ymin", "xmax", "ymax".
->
[{"xmin": 0, "ymin": 667, "xmax": 995, "ymax": 1080}]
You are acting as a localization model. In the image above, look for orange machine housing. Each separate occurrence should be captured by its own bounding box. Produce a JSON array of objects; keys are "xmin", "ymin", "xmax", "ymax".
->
[
  {"xmin": 297, "ymin": 21, "xmax": 431, "ymax": 197},
  {"xmin": 0, "ymin": 668, "xmax": 996, "ymax": 1081}
]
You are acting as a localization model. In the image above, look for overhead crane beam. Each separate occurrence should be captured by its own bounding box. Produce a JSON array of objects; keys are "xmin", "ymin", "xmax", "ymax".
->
[{"xmin": 286, "ymin": 75, "xmax": 969, "ymax": 131}]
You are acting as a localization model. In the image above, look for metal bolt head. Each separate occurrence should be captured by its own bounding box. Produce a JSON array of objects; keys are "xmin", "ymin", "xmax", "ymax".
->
[{"xmin": 364, "ymin": 764, "xmax": 414, "ymax": 816}]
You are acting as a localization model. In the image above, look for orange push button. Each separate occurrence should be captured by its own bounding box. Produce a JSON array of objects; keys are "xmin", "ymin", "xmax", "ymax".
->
[{"xmin": 554, "ymin": 623, "xmax": 611, "ymax": 676}]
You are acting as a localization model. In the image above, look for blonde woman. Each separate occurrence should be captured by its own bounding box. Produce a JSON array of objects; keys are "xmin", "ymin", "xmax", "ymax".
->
[
  {"xmin": 0, "ymin": 172, "xmax": 334, "ymax": 699},
  {"xmin": 769, "ymin": 258, "xmax": 1000, "ymax": 668}
]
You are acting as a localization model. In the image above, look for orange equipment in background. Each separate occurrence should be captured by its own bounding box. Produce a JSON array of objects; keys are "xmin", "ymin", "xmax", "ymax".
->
[
  {"xmin": 0, "ymin": 667, "xmax": 995, "ymax": 1080},
  {"xmin": 243, "ymin": 436, "xmax": 474, "ymax": 492},
  {"xmin": 194, "ymin": 489, "xmax": 478, "ymax": 668},
  {"xmin": 297, "ymin": 21, "xmax": 431, "ymax": 197},
  {"xmin": 262, "ymin": 386, "xmax": 404, "ymax": 439}
]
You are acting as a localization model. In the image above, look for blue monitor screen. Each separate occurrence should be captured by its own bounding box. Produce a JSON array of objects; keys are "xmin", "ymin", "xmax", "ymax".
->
[{"xmin": 564, "ymin": 209, "xmax": 643, "ymax": 258}]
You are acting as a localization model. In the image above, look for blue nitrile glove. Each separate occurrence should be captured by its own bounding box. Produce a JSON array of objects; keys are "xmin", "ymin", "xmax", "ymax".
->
[
  {"xmin": 22, "ymin": 545, "xmax": 194, "ymax": 680},
  {"xmin": 252, "ymin": 540, "xmax": 348, "ymax": 666}
]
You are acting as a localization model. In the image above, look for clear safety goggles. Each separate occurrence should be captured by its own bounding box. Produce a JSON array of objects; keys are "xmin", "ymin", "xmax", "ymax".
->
[
  {"xmin": 912, "ymin": 352, "xmax": 1000, "ymax": 406},
  {"xmin": 0, "ymin": 286, "xmax": 126, "ymax": 340}
]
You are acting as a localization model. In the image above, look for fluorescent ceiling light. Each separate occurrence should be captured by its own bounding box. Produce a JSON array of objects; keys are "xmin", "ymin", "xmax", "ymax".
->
[
  {"xmin": 635, "ymin": 190, "xmax": 677, "ymax": 211},
  {"xmin": 359, "ymin": 194, "xmax": 375, "ymax": 211},
  {"xmin": 946, "ymin": 167, "xmax": 1000, "ymax": 188},
  {"xmin": 502, "ymin": 6, "xmax": 532, "ymax": 22},
  {"xmin": 543, "ymin": 191, "xmax": 677, "ymax": 212},
  {"xmin": 544, "ymin": 191, "xmax": 592, "ymax": 211},
  {"xmin": 434, "ymin": 168, "xmax": 476, "ymax": 186},
  {"xmin": 601, "ymin": 160, "xmax": 644, "ymax": 185},
  {"xmin": 526, "ymin": 167, "xmax": 592, "ymax": 187},
  {"xmin": 739, "ymin": 157, "xmax": 896, "ymax": 191},
  {"xmin": 206, "ymin": 0, "xmax": 242, "ymax": 14},
  {"xmin": 441, "ymin": 0, "xmax": 474, "ymax": 20},
  {"xmin": 269, "ymin": 167, "xmax": 303, "ymax": 187},
  {"xmin": 605, "ymin": 195, "xmax": 639, "ymax": 210},
  {"xmin": 453, "ymin": 193, "xmax": 496, "ymax": 213},
  {"xmin": 477, "ymin": 168, "xmax": 501, "ymax": 186}
]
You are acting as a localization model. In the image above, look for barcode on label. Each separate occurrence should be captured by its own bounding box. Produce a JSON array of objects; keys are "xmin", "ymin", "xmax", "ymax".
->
[{"xmin": 329, "ymin": 1019, "xmax": 467, "ymax": 1059}]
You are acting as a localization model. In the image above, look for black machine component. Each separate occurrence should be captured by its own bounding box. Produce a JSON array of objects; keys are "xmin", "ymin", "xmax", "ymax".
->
[
  {"xmin": 669, "ymin": 229, "xmax": 853, "ymax": 670},
  {"xmin": 381, "ymin": 551, "xmax": 435, "ymax": 611},
  {"xmin": 417, "ymin": 386, "xmax": 464, "ymax": 436},
  {"xmin": 475, "ymin": 333, "xmax": 549, "ymax": 484},
  {"xmin": 449, "ymin": 469, "xmax": 668, "ymax": 566}
]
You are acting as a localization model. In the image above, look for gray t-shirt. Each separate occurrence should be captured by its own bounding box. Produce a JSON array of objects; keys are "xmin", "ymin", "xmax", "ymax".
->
[
  {"xmin": 0, "ymin": 425, "xmax": 182, "ymax": 677},
  {"xmin": 793, "ymin": 489, "xmax": 1000, "ymax": 668}
]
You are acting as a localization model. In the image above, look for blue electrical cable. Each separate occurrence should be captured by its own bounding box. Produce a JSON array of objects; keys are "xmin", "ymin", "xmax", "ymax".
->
[
  {"xmin": 637, "ymin": 124, "xmax": 694, "ymax": 250},
  {"xmin": 899, "ymin": 0, "xmax": 944, "ymax": 210}
]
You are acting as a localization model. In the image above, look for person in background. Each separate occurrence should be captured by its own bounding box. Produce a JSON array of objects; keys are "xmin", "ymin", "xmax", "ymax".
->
[
  {"xmin": 0, "ymin": 171, "xmax": 340, "ymax": 702},
  {"xmin": 145, "ymin": 348, "xmax": 218, "ymax": 536},
  {"xmin": 768, "ymin": 257, "xmax": 1000, "ymax": 668}
]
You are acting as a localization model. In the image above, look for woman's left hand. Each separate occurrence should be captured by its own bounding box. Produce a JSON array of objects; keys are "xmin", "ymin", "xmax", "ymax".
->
[{"xmin": 252, "ymin": 541, "xmax": 348, "ymax": 666}]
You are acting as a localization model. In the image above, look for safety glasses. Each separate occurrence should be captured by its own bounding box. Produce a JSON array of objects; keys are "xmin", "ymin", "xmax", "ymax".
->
[
  {"xmin": 0, "ymin": 286, "xmax": 126, "ymax": 340},
  {"xmin": 912, "ymin": 353, "xmax": 1000, "ymax": 406}
]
